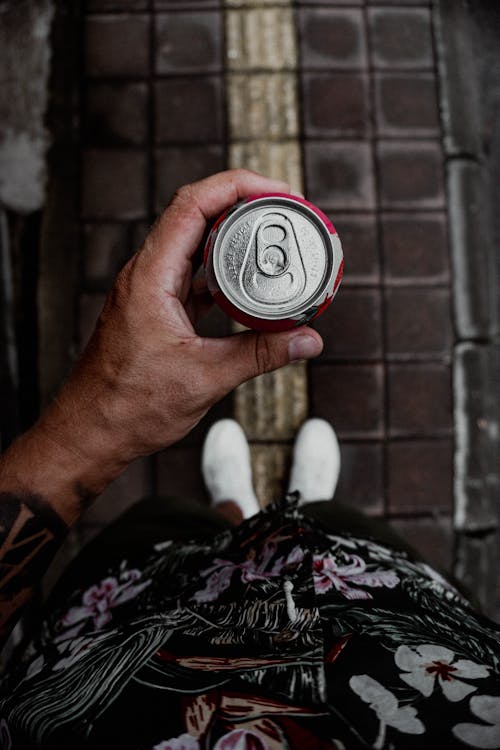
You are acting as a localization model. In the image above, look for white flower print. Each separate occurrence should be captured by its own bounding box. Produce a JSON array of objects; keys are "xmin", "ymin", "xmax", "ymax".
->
[
  {"xmin": 350, "ymin": 674, "xmax": 424, "ymax": 749},
  {"xmin": 153, "ymin": 734, "xmax": 200, "ymax": 750},
  {"xmin": 395, "ymin": 644, "xmax": 490, "ymax": 702},
  {"xmin": 313, "ymin": 552, "xmax": 399, "ymax": 600},
  {"xmin": 453, "ymin": 695, "xmax": 500, "ymax": 748},
  {"xmin": 58, "ymin": 565, "xmax": 151, "ymax": 636}
]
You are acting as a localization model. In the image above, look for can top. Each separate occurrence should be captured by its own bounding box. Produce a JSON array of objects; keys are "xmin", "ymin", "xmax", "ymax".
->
[{"xmin": 211, "ymin": 195, "xmax": 342, "ymax": 321}]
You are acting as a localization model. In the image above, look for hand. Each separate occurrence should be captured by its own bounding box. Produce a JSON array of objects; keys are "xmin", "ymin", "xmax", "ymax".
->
[{"xmin": 39, "ymin": 170, "xmax": 324, "ymax": 494}]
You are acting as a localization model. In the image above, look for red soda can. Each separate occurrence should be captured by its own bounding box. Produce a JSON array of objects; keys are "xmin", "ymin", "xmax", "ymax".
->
[{"xmin": 203, "ymin": 193, "xmax": 343, "ymax": 332}]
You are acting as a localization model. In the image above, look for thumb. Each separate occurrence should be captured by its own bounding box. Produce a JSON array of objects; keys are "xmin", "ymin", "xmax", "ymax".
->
[{"xmin": 205, "ymin": 327, "xmax": 323, "ymax": 394}]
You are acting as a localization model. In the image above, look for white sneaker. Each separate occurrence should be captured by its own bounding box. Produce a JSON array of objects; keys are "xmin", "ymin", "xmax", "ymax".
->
[
  {"xmin": 287, "ymin": 418, "xmax": 341, "ymax": 504},
  {"xmin": 202, "ymin": 419, "xmax": 260, "ymax": 519}
]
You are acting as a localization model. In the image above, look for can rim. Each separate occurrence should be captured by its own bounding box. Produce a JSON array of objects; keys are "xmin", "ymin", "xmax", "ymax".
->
[{"xmin": 211, "ymin": 195, "xmax": 342, "ymax": 321}]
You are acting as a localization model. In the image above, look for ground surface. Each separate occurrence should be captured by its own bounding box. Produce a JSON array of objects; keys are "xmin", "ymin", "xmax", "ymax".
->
[{"xmin": 38, "ymin": 0, "xmax": 500, "ymax": 618}]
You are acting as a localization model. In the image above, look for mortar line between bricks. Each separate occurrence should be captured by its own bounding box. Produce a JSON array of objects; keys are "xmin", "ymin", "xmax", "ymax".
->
[{"xmin": 362, "ymin": 0, "xmax": 389, "ymax": 520}]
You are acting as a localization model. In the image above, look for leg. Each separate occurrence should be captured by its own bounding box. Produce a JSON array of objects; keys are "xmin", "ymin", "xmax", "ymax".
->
[{"xmin": 202, "ymin": 419, "xmax": 260, "ymax": 523}]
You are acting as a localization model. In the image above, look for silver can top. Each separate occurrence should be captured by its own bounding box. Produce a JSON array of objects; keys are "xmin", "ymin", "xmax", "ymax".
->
[{"xmin": 212, "ymin": 196, "xmax": 341, "ymax": 320}]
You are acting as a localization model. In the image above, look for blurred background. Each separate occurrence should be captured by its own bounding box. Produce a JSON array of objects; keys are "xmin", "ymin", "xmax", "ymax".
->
[{"xmin": 0, "ymin": 0, "xmax": 499, "ymax": 618}]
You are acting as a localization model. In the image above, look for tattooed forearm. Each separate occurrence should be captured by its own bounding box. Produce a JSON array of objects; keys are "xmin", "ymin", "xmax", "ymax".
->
[{"xmin": 0, "ymin": 492, "xmax": 68, "ymax": 646}]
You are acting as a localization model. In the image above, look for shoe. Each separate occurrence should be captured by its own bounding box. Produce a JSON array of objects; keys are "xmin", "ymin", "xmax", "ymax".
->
[
  {"xmin": 287, "ymin": 418, "xmax": 341, "ymax": 503},
  {"xmin": 202, "ymin": 419, "xmax": 260, "ymax": 519}
]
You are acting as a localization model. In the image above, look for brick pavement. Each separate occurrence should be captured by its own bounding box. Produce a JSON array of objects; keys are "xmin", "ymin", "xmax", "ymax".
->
[
  {"xmin": 76, "ymin": 0, "xmax": 457, "ymax": 577},
  {"xmin": 301, "ymin": 1, "xmax": 455, "ymax": 570}
]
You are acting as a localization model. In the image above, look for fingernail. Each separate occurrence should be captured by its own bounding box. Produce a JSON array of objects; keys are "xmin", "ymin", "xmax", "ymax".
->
[
  {"xmin": 289, "ymin": 335, "xmax": 323, "ymax": 362},
  {"xmin": 291, "ymin": 189, "xmax": 305, "ymax": 199}
]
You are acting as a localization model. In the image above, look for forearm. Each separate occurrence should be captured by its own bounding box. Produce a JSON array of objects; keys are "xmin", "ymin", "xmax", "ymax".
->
[{"xmin": 0, "ymin": 389, "xmax": 129, "ymax": 647}]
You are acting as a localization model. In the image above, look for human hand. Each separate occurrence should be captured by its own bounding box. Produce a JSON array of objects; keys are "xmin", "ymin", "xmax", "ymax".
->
[{"xmin": 40, "ymin": 170, "xmax": 324, "ymax": 493}]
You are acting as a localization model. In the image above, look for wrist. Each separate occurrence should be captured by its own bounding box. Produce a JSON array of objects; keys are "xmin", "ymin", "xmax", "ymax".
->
[{"xmin": 0, "ymin": 387, "xmax": 131, "ymax": 526}]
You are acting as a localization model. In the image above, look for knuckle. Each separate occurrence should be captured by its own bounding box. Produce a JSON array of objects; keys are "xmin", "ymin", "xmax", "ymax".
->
[{"xmin": 171, "ymin": 183, "xmax": 194, "ymax": 207}]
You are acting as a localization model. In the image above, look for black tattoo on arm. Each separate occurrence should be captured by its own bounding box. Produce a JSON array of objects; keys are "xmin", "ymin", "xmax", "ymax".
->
[{"xmin": 0, "ymin": 492, "xmax": 68, "ymax": 647}]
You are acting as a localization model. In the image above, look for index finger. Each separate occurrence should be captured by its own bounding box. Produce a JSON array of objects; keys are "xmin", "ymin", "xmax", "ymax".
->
[{"xmin": 142, "ymin": 170, "xmax": 294, "ymax": 290}]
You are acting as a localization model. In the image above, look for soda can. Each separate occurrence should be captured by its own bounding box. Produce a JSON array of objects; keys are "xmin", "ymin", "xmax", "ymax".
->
[{"xmin": 203, "ymin": 193, "xmax": 344, "ymax": 332}]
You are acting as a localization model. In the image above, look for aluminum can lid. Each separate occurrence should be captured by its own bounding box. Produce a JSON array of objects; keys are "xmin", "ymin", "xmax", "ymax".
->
[{"xmin": 211, "ymin": 196, "xmax": 340, "ymax": 321}]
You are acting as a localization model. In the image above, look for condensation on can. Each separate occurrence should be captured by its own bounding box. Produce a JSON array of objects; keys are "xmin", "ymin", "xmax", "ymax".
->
[{"xmin": 203, "ymin": 193, "xmax": 344, "ymax": 332}]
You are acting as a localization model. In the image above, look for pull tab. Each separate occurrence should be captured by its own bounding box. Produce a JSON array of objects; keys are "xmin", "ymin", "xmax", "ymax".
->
[{"xmin": 239, "ymin": 212, "xmax": 307, "ymax": 305}]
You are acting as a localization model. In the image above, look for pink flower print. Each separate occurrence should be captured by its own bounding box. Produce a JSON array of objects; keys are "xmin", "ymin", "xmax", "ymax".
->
[
  {"xmin": 313, "ymin": 553, "xmax": 399, "ymax": 600},
  {"xmin": 213, "ymin": 729, "xmax": 269, "ymax": 750},
  {"xmin": 60, "ymin": 568, "xmax": 151, "ymax": 634},
  {"xmin": 192, "ymin": 560, "xmax": 237, "ymax": 604},
  {"xmin": 192, "ymin": 543, "xmax": 304, "ymax": 604}
]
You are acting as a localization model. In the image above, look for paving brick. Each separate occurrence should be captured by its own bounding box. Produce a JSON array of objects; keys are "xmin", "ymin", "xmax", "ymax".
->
[
  {"xmin": 455, "ymin": 532, "xmax": 499, "ymax": 617},
  {"xmin": 387, "ymin": 439, "xmax": 453, "ymax": 514},
  {"xmin": 313, "ymin": 288, "xmax": 383, "ymax": 361},
  {"xmin": 155, "ymin": 12, "xmax": 222, "ymax": 74},
  {"xmin": 83, "ymin": 222, "xmax": 131, "ymax": 289},
  {"xmin": 298, "ymin": 0, "xmax": 363, "ymax": 4},
  {"xmin": 226, "ymin": 0, "xmax": 287, "ymax": 4},
  {"xmin": 85, "ymin": 14, "xmax": 150, "ymax": 77},
  {"xmin": 336, "ymin": 442, "xmax": 384, "ymax": 516},
  {"xmin": 329, "ymin": 213, "xmax": 380, "ymax": 285},
  {"xmin": 155, "ymin": 0, "xmax": 220, "ymax": 7},
  {"xmin": 80, "ymin": 458, "xmax": 152, "ymax": 525},
  {"xmin": 228, "ymin": 73, "xmax": 298, "ymax": 140},
  {"xmin": 130, "ymin": 221, "xmax": 150, "ymax": 254},
  {"xmin": 377, "ymin": 141, "xmax": 445, "ymax": 209},
  {"xmin": 454, "ymin": 343, "xmax": 500, "ymax": 532},
  {"xmin": 226, "ymin": 7, "xmax": 296, "ymax": 71},
  {"xmin": 156, "ymin": 444, "xmax": 206, "ymax": 502},
  {"xmin": 251, "ymin": 443, "xmax": 291, "ymax": 506},
  {"xmin": 368, "ymin": 8, "xmax": 433, "ymax": 69},
  {"xmin": 154, "ymin": 145, "xmax": 225, "ymax": 213},
  {"xmin": 304, "ymin": 141, "xmax": 375, "ymax": 210},
  {"xmin": 79, "ymin": 292, "xmax": 106, "ymax": 350},
  {"xmin": 374, "ymin": 73, "xmax": 439, "ymax": 136},
  {"xmin": 84, "ymin": 82, "xmax": 148, "ymax": 146},
  {"xmin": 367, "ymin": 0, "xmax": 430, "ymax": 4},
  {"xmin": 381, "ymin": 213, "xmax": 450, "ymax": 285},
  {"xmin": 235, "ymin": 364, "xmax": 308, "ymax": 443},
  {"xmin": 229, "ymin": 142, "xmax": 302, "ymax": 191},
  {"xmin": 388, "ymin": 363, "xmax": 452, "ymax": 437},
  {"xmin": 302, "ymin": 73, "xmax": 369, "ymax": 138},
  {"xmin": 384, "ymin": 288, "xmax": 452, "ymax": 359},
  {"xmin": 81, "ymin": 149, "xmax": 148, "ymax": 219},
  {"xmin": 390, "ymin": 516, "xmax": 453, "ymax": 572},
  {"xmin": 310, "ymin": 364, "xmax": 384, "ymax": 439},
  {"xmin": 447, "ymin": 160, "xmax": 495, "ymax": 339},
  {"xmin": 155, "ymin": 77, "xmax": 224, "ymax": 144},
  {"xmin": 434, "ymin": 1, "xmax": 481, "ymax": 158},
  {"xmin": 298, "ymin": 8, "xmax": 367, "ymax": 70},
  {"xmin": 86, "ymin": 0, "xmax": 148, "ymax": 10}
]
